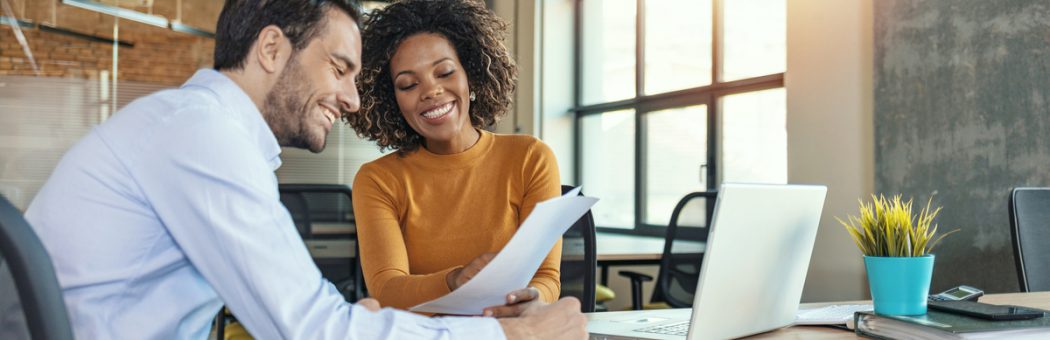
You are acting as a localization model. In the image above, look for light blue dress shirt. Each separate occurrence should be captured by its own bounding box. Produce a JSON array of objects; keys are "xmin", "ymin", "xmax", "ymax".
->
[{"xmin": 24, "ymin": 69, "xmax": 506, "ymax": 339}]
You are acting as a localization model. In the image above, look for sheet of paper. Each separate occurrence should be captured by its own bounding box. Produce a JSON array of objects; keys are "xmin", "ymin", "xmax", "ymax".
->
[{"xmin": 409, "ymin": 187, "xmax": 597, "ymax": 315}]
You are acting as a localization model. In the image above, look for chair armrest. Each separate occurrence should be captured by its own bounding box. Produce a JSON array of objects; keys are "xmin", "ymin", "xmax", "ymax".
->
[{"xmin": 618, "ymin": 271, "xmax": 653, "ymax": 310}]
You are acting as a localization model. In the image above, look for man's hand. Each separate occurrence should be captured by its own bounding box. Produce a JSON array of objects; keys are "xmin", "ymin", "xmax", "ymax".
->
[
  {"xmin": 445, "ymin": 252, "xmax": 496, "ymax": 290},
  {"xmin": 497, "ymin": 297, "xmax": 588, "ymax": 340},
  {"xmin": 483, "ymin": 287, "xmax": 545, "ymax": 317}
]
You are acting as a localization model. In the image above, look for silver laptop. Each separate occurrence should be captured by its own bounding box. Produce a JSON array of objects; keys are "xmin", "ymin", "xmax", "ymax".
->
[{"xmin": 588, "ymin": 183, "xmax": 827, "ymax": 340}]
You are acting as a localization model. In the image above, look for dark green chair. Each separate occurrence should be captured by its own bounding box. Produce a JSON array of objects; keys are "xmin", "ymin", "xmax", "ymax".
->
[{"xmin": 0, "ymin": 194, "xmax": 74, "ymax": 340}]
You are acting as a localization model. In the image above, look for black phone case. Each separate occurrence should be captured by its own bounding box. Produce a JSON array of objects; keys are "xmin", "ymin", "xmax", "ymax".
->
[{"xmin": 928, "ymin": 301, "xmax": 1044, "ymax": 321}]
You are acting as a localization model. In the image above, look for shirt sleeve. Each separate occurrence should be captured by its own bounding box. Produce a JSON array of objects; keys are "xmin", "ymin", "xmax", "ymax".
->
[
  {"xmin": 131, "ymin": 111, "xmax": 504, "ymax": 339},
  {"xmin": 352, "ymin": 164, "xmax": 461, "ymax": 310},
  {"xmin": 520, "ymin": 140, "xmax": 563, "ymax": 303}
]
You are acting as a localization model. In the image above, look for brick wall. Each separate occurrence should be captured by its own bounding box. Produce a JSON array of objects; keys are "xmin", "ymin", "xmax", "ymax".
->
[{"xmin": 1, "ymin": 0, "xmax": 218, "ymax": 86}]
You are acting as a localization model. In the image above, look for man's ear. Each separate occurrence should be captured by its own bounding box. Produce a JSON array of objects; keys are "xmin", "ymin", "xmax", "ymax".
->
[{"xmin": 254, "ymin": 25, "xmax": 290, "ymax": 74}]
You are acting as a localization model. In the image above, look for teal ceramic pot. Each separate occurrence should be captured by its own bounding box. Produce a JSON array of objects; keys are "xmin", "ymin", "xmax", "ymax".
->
[{"xmin": 864, "ymin": 255, "xmax": 935, "ymax": 316}]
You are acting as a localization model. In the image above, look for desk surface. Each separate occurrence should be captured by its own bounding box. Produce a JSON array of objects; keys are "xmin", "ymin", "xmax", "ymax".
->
[
  {"xmin": 586, "ymin": 292, "xmax": 1050, "ymax": 339},
  {"xmin": 596, "ymin": 232, "xmax": 705, "ymax": 263},
  {"xmin": 311, "ymin": 222, "xmax": 356, "ymax": 235}
]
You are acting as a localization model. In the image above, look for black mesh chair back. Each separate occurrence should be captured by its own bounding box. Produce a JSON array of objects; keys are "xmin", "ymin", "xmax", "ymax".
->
[
  {"xmin": 559, "ymin": 185, "xmax": 597, "ymax": 312},
  {"xmin": 279, "ymin": 184, "xmax": 355, "ymax": 237},
  {"xmin": 1009, "ymin": 187, "xmax": 1050, "ymax": 292},
  {"xmin": 654, "ymin": 191, "xmax": 717, "ymax": 308},
  {"xmin": 277, "ymin": 184, "xmax": 363, "ymax": 301},
  {"xmin": 279, "ymin": 189, "xmax": 313, "ymax": 236},
  {"xmin": 0, "ymin": 194, "xmax": 74, "ymax": 340},
  {"xmin": 219, "ymin": 184, "xmax": 361, "ymax": 338}
]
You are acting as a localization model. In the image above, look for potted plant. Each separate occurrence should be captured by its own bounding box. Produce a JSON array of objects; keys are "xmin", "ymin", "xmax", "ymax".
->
[{"xmin": 837, "ymin": 194, "xmax": 958, "ymax": 316}]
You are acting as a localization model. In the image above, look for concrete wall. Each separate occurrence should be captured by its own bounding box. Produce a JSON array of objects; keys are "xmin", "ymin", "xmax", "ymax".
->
[
  {"xmin": 874, "ymin": 0, "xmax": 1050, "ymax": 294},
  {"xmin": 787, "ymin": 0, "xmax": 875, "ymax": 302}
]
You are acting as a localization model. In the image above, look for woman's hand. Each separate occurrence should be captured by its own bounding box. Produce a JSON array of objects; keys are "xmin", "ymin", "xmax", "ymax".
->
[
  {"xmin": 483, "ymin": 287, "xmax": 546, "ymax": 317},
  {"xmin": 356, "ymin": 298, "xmax": 381, "ymax": 312},
  {"xmin": 446, "ymin": 252, "xmax": 496, "ymax": 290}
]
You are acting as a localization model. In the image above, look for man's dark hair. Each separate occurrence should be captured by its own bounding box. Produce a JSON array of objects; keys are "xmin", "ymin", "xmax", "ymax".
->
[{"xmin": 213, "ymin": 0, "xmax": 360, "ymax": 71}]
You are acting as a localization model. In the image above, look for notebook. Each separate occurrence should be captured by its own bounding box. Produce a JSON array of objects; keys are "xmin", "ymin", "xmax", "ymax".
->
[
  {"xmin": 854, "ymin": 309, "xmax": 1050, "ymax": 339},
  {"xmin": 795, "ymin": 304, "xmax": 873, "ymax": 326}
]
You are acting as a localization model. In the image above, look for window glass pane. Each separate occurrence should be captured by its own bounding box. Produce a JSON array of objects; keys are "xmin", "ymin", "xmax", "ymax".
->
[
  {"xmin": 672, "ymin": 195, "xmax": 713, "ymax": 229},
  {"xmin": 644, "ymin": 0, "xmax": 712, "ymax": 95},
  {"xmin": 581, "ymin": 0, "xmax": 636, "ymax": 105},
  {"xmin": 644, "ymin": 105, "xmax": 708, "ymax": 225},
  {"xmin": 722, "ymin": 0, "xmax": 785, "ymax": 81},
  {"xmin": 721, "ymin": 88, "xmax": 787, "ymax": 184},
  {"xmin": 581, "ymin": 110, "xmax": 635, "ymax": 228}
]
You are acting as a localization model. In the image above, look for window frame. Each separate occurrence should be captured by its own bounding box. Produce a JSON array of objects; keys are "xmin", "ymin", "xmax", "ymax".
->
[{"xmin": 572, "ymin": 0, "xmax": 785, "ymax": 237}]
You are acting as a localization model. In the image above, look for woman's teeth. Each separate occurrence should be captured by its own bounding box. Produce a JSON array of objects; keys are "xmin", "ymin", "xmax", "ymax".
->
[{"xmin": 422, "ymin": 102, "xmax": 454, "ymax": 119}]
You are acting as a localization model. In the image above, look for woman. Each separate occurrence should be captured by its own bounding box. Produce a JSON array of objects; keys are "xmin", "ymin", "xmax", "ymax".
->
[{"xmin": 345, "ymin": 0, "xmax": 562, "ymax": 317}]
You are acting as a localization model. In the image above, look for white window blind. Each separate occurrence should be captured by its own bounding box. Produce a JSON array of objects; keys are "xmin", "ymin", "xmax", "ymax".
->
[{"xmin": 0, "ymin": 75, "xmax": 384, "ymax": 211}]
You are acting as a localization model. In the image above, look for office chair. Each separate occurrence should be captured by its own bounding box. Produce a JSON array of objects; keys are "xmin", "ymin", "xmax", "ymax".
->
[
  {"xmin": 619, "ymin": 191, "xmax": 717, "ymax": 310},
  {"xmin": 559, "ymin": 185, "xmax": 597, "ymax": 313},
  {"xmin": 1008, "ymin": 187, "xmax": 1050, "ymax": 292},
  {"xmin": 278, "ymin": 184, "xmax": 364, "ymax": 302},
  {"xmin": 0, "ymin": 194, "xmax": 74, "ymax": 340}
]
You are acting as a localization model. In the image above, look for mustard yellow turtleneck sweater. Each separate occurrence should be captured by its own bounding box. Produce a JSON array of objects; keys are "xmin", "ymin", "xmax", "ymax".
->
[{"xmin": 352, "ymin": 130, "xmax": 562, "ymax": 310}]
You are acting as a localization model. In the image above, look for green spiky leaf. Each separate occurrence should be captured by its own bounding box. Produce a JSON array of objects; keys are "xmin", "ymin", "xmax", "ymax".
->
[{"xmin": 838, "ymin": 194, "xmax": 959, "ymax": 257}]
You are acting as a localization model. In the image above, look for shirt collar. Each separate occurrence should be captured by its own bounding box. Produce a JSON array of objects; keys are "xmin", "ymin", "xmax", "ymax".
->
[{"xmin": 181, "ymin": 69, "xmax": 283, "ymax": 170}]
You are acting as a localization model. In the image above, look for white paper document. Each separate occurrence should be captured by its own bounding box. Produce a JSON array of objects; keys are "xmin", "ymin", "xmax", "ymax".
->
[{"xmin": 409, "ymin": 187, "xmax": 598, "ymax": 315}]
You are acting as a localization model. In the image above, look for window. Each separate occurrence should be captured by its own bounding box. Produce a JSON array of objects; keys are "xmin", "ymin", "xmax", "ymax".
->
[
  {"xmin": 574, "ymin": 0, "xmax": 786, "ymax": 235},
  {"xmin": 580, "ymin": 110, "xmax": 635, "ymax": 228},
  {"xmin": 579, "ymin": 0, "xmax": 635, "ymax": 106}
]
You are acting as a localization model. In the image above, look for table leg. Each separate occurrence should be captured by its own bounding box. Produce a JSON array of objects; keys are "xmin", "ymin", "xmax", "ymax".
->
[{"xmin": 600, "ymin": 263, "xmax": 609, "ymax": 286}]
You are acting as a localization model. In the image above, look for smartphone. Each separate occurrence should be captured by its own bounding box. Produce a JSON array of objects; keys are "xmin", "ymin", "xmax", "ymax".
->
[
  {"xmin": 929, "ymin": 285, "xmax": 984, "ymax": 302},
  {"xmin": 928, "ymin": 300, "xmax": 1045, "ymax": 321}
]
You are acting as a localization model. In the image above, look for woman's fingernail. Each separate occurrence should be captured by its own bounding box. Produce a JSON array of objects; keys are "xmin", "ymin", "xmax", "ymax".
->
[
  {"xmin": 508, "ymin": 295, "xmax": 516, "ymax": 303},
  {"xmin": 484, "ymin": 310, "xmax": 493, "ymax": 317}
]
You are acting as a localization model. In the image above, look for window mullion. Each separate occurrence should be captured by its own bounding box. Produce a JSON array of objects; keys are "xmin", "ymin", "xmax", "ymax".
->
[
  {"xmin": 635, "ymin": 109, "xmax": 645, "ymax": 230},
  {"xmin": 636, "ymin": 0, "xmax": 646, "ymax": 96},
  {"xmin": 708, "ymin": 93, "xmax": 719, "ymax": 191},
  {"xmin": 634, "ymin": 0, "xmax": 645, "ymax": 229},
  {"xmin": 572, "ymin": 0, "xmax": 583, "ymax": 186}
]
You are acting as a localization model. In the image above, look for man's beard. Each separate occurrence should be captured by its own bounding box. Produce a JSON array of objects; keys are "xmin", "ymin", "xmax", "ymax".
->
[{"xmin": 262, "ymin": 57, "xmax": 326, "ymax": 153}]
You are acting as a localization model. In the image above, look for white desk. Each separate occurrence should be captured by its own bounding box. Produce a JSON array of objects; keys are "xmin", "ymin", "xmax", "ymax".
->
[
  {"xmin": 586, "ymin": 292, "xmax": 1050, "ymax": 339},
  {"xmin": 596, "ymin": 232, "xmax": 705, "ymax": 261},
  {"xmin": 594, "ymin": 232, "xmax": 705, "ymax": 285},
  {"xmin": 310, "ymin": 222, "xmax": 356, "ymax": 235}
]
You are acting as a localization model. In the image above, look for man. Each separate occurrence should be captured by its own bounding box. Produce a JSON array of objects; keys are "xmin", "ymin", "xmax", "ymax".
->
[{"xmin": 24, "ymin": 1, "xmax": 586, "ymax": 339}]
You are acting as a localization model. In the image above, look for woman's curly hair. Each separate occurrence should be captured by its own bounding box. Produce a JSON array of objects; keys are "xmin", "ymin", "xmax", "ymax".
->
[{"xmin": 345, "ymin": 0, "xmax": 517, "ymax": 153}]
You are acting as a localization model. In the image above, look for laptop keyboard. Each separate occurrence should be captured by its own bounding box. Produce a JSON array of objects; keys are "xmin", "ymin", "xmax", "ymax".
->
[{"xmin": 634, "ymin": 321, "xmax": 689, "ymax": 336}]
